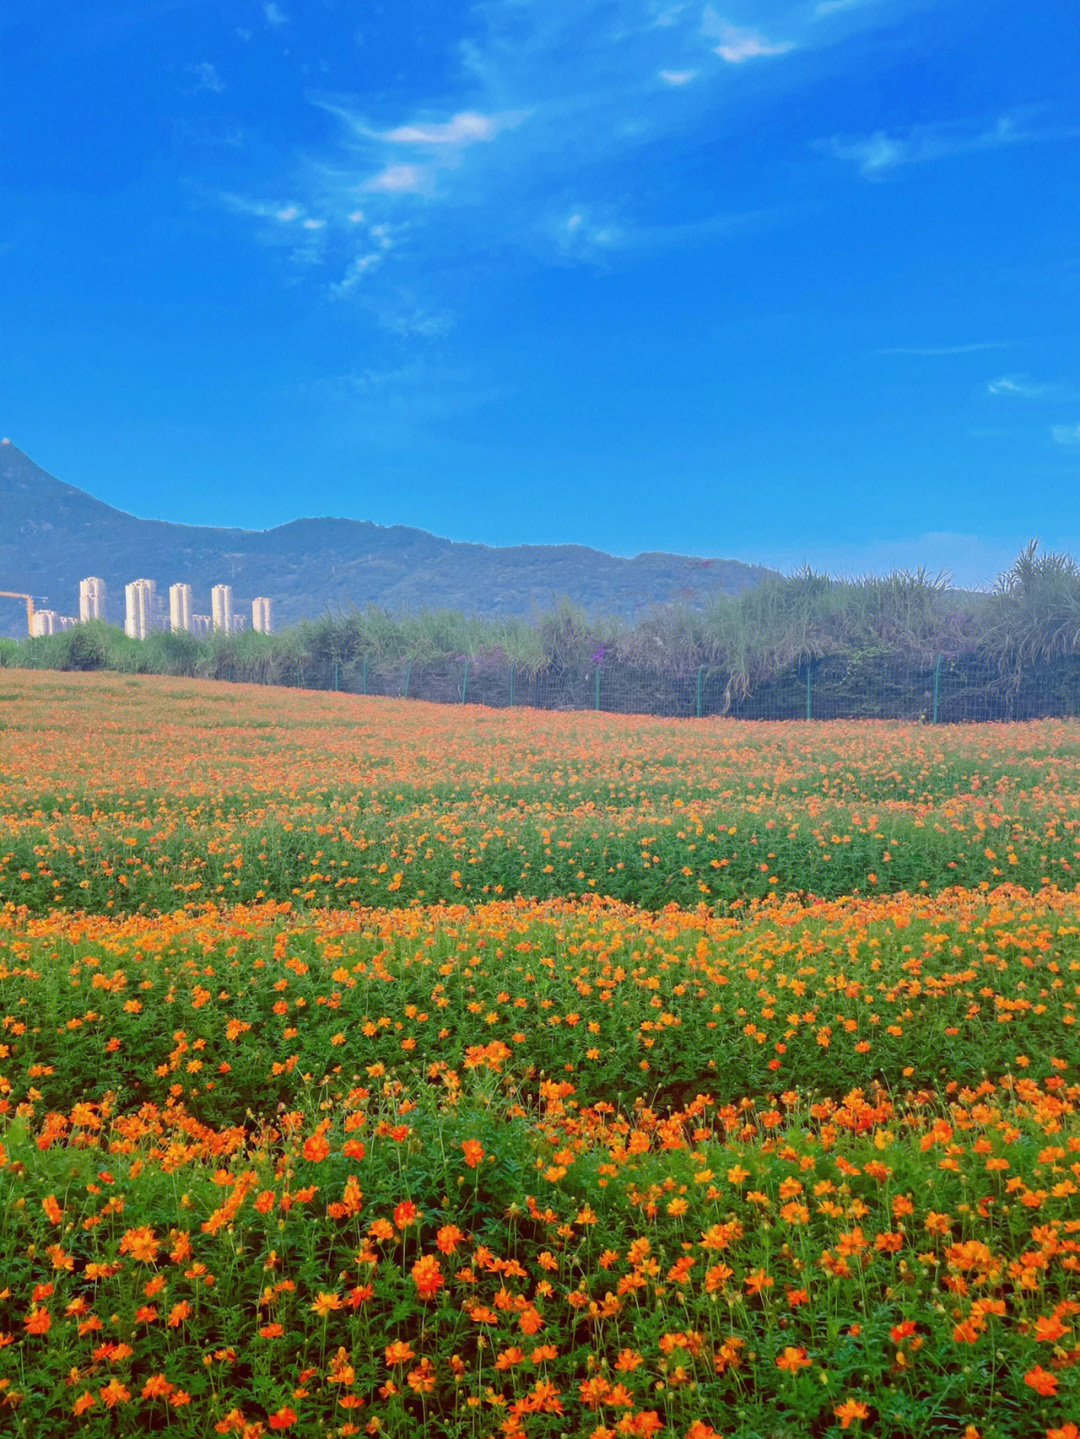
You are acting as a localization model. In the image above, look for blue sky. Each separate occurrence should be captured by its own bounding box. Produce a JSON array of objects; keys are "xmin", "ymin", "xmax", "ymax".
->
[{"xmin": 3, "ymin": 0, "xmax": 1078, "ymax": 588}]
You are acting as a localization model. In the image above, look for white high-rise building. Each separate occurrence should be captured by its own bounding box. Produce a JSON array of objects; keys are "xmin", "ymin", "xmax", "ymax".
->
[
  {"xmin": 169, "ymin": 583, "xmax": 193, "ymax": 632},
  {"xmin": 252, "ymin": 597, "xmax": 274, "ymax": 633},
  {"xmin": 191, "ymin": 614, "xmax": 212, "ymax": 636},
  {"xmin": 211, "ymin": 584, "xmax": 234, "ymax": 634},
  {"xmin": 79, "ymin": 576, "xmax": 107, "ymax": 622},
  {"xmin": 124, "ymin": 578, "xmax": 158, "ymax": 640},
  {"xmin": 31, "ymin": 609, "xmax": 60, "ymax": 636}
]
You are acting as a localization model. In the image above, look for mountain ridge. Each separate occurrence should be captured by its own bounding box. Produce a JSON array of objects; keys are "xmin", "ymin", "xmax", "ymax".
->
[{"xmin": 0, "ymin": 440, "xmax": 771, "ymax": 634}]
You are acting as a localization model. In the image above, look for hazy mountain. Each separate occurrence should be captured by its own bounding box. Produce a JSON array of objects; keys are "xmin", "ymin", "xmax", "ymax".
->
[{"xmin": 0, "ymin": 440, "xmax": 771, "ymax": 635}]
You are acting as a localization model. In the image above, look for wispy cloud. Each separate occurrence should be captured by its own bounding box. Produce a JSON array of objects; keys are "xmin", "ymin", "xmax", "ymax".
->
[
  {"xmin": 877, "ymin": 343, "xmax": 1011, "ymax": 357},
  {"xmin": 989, "ymin": 375, "xmax": 1079, "ymax": 401},
  {"xmin": 548, "ymin": 207, "xmax": 625, "ymax": 262},
  {"xmin": 328, "ymin": 252, "xmax": 383, "ymax": 298},
  {"xmin": 827, "ymin": 113, "xmax": 1078, "ymax": 178},
  {"xmin": 702, "ymin": 8, "xmax": 795, "ymax": 63},
  {"xmin": 379, "ymin": 111, "xmax": 527, "ymax": 147},
  {"xmin": 214, "ymin": 0, "xmax": 963, "ymax": 329},
  {"xmin": 363, "ymin": 163, "xmax": 431, "ymax": 194},
  {"xmin": 186, "ymin": 62, "xmax": 224, "ymax": 96},
  {"xmin": 816, "ymin": 0, "xmax": 873, "ymax": 15},
  {"xmin": 988, "ymin": 375, "xmax": 1046, "ymax": 397},
  {"xmin": 1053, "ymin": 423, "xmax": 1080, "ymax": 447}
]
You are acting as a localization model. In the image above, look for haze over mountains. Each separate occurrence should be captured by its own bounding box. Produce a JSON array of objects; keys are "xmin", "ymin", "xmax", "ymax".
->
[{"xmin": 0, "ymin": 441, "xmax": 770, "ymax": 636}]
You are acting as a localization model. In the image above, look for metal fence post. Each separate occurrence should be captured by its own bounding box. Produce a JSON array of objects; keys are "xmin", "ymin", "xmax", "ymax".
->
[
  {"xmin": 509, "ymin": 663, "xmax": 515, "ymax": 708},
  {"xmin": 333, "ymin": 662, "xmax": 340, "ymax": 692},
  {"xmin": 806, "ymin": 661, "xmax": 814, "ymax": 721},
  {"xmin": 361, "ymin": 657, "xmax": 368, "ymax": 694},
  {"xmin": 595, "ymin": 665, "xmax": 603, "ymax": 711},
  {"xmin": 696, "ymin": 665, "xmax": 705, "ymax": 719},
  {"xmin": 461, "ymin": 659, "xmax": 470, "ymax": 704},
  {"xmin": 932, "ymin": 653, "xmax": 943, "ymax": 724},
  {"xmin": 404, "ymin": 661, "xmax": 412, "ymax": 700}
]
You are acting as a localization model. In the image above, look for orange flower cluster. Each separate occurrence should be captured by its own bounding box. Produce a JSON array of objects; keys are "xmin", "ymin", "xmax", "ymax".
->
[
  {"xmin": 2, "ymin": 672, "xmax": 1080, "ymax": 1435},
  {"xmin": 5, "ymin": 669, "xmax": 1080, "ymax": 910}
]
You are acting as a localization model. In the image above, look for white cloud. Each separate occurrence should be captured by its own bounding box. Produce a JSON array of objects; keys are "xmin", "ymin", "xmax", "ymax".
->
[
  {"xmin": 701, "ymin": 9, "xmax": 794, "ymax": 63},
  {"xmin": 989, "ymin": 376, "xmax": 1080, "ymax": 402},
  {"xmin": 877, "ymin": 343, "xmax": 1010, "ymax": 357},
  {"xmin": 833, "ymin": 132, "xmax": 906, "ymax": 174},
  {"xmin": 649, "ymin": 3, "xmax": 688, "ymax": 25},
  {"xmin": 329, "ymin": 252, "xmax": 384, "ymax": 297},
  {"xmin": 220, "ymin": 192, "xmax": 278, "ymax": 219},
  {"xmin": 548, "ymin": 206, "xmax": 624, "ymax": 261},
  {"xmin": 363, "ymin": 163, "xmax": 430, "ymax": 193},
  {"xmin": 302, "ymin": 217, "xmax": 326, "ymax": 230},
  {"xmin": 188, "ymin": 62, "xmax": 225, "ymax": 95},
  {"xmin": 275, "ymin": 204, "xmax": 300, "ymax": 221},
  {"xmin": 1053, "ymin": 423, "xmax": 1080, "ymax": 447},
  {"xmin": 989, "ymin": 375, "xmax": 1045, "ymax": 397},
  {"xmin": 218, "ymin": 0, "xmax": 958, "ymax": 315},
  {"xmin": 827, "ymin": 113, "xmax": 1078, "ymax": 178},
  {"xmin": 380, "ymin": 110, "xmax": 526, "ymax": 146},
  {"xmin": 816, "ymin": 0, "xmax": 871, "ymax": 14}
]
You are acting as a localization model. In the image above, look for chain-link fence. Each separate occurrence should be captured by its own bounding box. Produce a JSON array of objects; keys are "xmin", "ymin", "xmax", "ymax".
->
[{"xmin": 283, "ymin": 651, "xmax": 1080, "ymax": 723}]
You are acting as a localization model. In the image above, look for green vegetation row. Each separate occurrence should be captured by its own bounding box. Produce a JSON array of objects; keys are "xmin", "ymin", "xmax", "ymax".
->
[{"xmin": 8, "ymin": 543, "xmax": 1080, "ymax": 718}]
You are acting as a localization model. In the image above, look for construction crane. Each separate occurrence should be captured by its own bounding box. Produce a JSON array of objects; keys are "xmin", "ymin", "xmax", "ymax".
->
[{"xmin": 0, "ymin": 591, "xmax": 40, "ymax": 635}]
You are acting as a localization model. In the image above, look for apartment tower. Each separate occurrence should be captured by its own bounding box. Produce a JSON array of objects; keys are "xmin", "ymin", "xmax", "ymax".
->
[
  {"xmin": 211, "ymin": 584, "xmax": 234, "ymax": 634},
  {"xmin": 79, "ymin": 576, "xmax": 107, "ymax": 622},
  {"xmin": 169, "ymin": 583, "xmax": 193, "ymax": 632},
  {"xmin": 31, "ymin": 609, "xmax": 60, "ymax": 636},
  {"xmin": 252, "ymin": 597, "xmax": 274, "ymax": 633},
  {"xmin": 124, "ymin": 578, "xmax": 158, "ymax": 640}
]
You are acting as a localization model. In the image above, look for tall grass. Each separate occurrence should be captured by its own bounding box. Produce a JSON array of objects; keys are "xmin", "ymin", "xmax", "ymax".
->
[{"xmin": 7, "ymin": 544, "xmax": 1080, "ymax": 705}]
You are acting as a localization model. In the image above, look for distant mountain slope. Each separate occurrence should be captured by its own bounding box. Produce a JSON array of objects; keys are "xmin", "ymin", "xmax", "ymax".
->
[{"xmin": 0, "ymin": 440, "xmax": 771, "ymax": 634}]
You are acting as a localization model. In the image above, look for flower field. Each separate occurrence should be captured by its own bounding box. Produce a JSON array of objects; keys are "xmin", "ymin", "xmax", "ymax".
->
[
  {"xmin": 6, "ymin": 671, "xmax": 1080, "ymax": 913},
  {"xmin": 2, "ymin": 673, "xmax": 1080, "ymax": 1437}
]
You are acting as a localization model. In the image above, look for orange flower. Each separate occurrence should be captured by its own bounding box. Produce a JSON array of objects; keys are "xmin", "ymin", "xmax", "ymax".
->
[
  {"xmin": 269, "ymin": 1405, "xmax": 297, "ymax": 1429},
  {"xmin": 775, "ymin": 1346, "xmax": 811, "ymax": 1372},
  {"xmin": 141, "ymin": 1375, "xmax": 174, "ymax": 1400},
  {"xmin": 385, "ymin": 1340, "xmax": 416, "ymax": 1366},
  {"xmin": 99, "ymin": 1379, "xmax": 131, "ymax": 1408},
  {"xmin": 303, "ymin": 1134, "xmax": 330, "ymax": 1163},
  {"xmin": 436, "ymin": 1223, "xmax": 466, "ymax": 1254},
  {"xmin": 411, "ymin": 1254, "xmax": 445, "ymax": 1301},
  {"xmin": 119, "ymin": 1226, "xmax": 160, "ymax": 1264},
  {"xmin": 462, "ymin": 1139, "xmax": 485, "ymax": 1168},
  {"xmin": 1035, "ymin": 1315, "xmax": 1069, "ymax": 1343},
  {"xmin": 1024, "ymin": 1366, "xmax": 1059, "ymax": 1397},
  {"xmin": 834, "ymin": 1399, "xmax": 871, "ymax": 1429},
  {"xmin": 23, "ymin": 1308, "xmax": 51, "ymax": 1336},
  {"xmin": 393, "ymin": 1200, "xmax": 420, "ymax": 1229}
]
